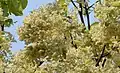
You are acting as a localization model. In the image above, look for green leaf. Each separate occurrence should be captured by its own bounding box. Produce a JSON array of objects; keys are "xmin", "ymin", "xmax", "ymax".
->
[
  {"xmin": 19, "ymin": 0, "xmax": 28, "ymax": 9},
  {"xmin": 8, "ymin": 0, "xmax": 23, "ymax": 16},
  {"xmin": 12, "ymin": 10, "xmax": 23, "ymax": 16},
  {"xmin": 91, "ymin": 22, "xmax": 99, "ymax": 26},
  {"xmin": 3, "ymin": 7, "xmax": 9, "ymax": 16},
  {"xmin": 4, "ymin": 18, "xmax": 13, "ymax": 27},
  {"xmin": 1, "ymin": 1, "xmax": 9, "ymax": 16}
]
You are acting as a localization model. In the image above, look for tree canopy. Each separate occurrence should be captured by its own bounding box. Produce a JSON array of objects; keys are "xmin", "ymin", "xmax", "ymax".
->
[{"xmin": 1, "ymin": 0, "xmax": 120, "ymax": 73}]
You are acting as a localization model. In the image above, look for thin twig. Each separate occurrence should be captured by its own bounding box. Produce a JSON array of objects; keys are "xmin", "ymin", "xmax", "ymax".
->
[
  {"xmin": 88, "ymin": 1, "xmax": 99, "ymax": 9},
  {"xmin": 96, "ymin": 45, "xmax": 106, "ymax": 67},
  {"xmin": 102, "ymin": 52, "xmax": 110, "ymax": 57},
  {"xmin": 102, "ymin": 58, "xmax": 106, "ymax": 67},
  {"xmin": 1, "ymin": 24, "xmax": 4, "ymax": 31},
  {"xmin": 0, "ymin": 21, "xmax": 4, "ymax": 31},
  {"xmin": 70, "ymin": 33, "xmax": 77, "ymax": 49},
  {"xmin": 70, "ymin": 0, "xmax": 78, "ymax": 9}
]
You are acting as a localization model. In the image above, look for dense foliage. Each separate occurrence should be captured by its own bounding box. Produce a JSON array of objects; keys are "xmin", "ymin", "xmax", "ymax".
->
[{"xmin": 1, "ymin": 0, "xmax": 120, "ymax": 73}]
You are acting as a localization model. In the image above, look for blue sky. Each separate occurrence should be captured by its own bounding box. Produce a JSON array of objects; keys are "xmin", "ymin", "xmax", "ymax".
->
[{"xmin": 5, "ymin": 0, "xmax": 95, "ymax": 53}]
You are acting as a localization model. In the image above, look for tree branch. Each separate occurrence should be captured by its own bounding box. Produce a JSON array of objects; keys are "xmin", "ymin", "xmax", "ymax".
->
[
  {"xmin": 84, "ymin": 0, "xmax": 90, "ymax": 30},
  {"xmin": 71, "ymin": 0, "xmax": 85, "ymax": 26},
  {"xmin": 78, "ymin": 3, "xmax": 85, "ymax": 26}
]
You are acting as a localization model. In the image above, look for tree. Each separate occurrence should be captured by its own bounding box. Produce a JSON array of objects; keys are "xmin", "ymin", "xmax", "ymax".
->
[
  {"xmin": 0, "ymin": 0, "xmax": 28, "ymax": 73},
  {"xmin": 1, "ymin": 0, "xmax": 120, "ymax": 73}
]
